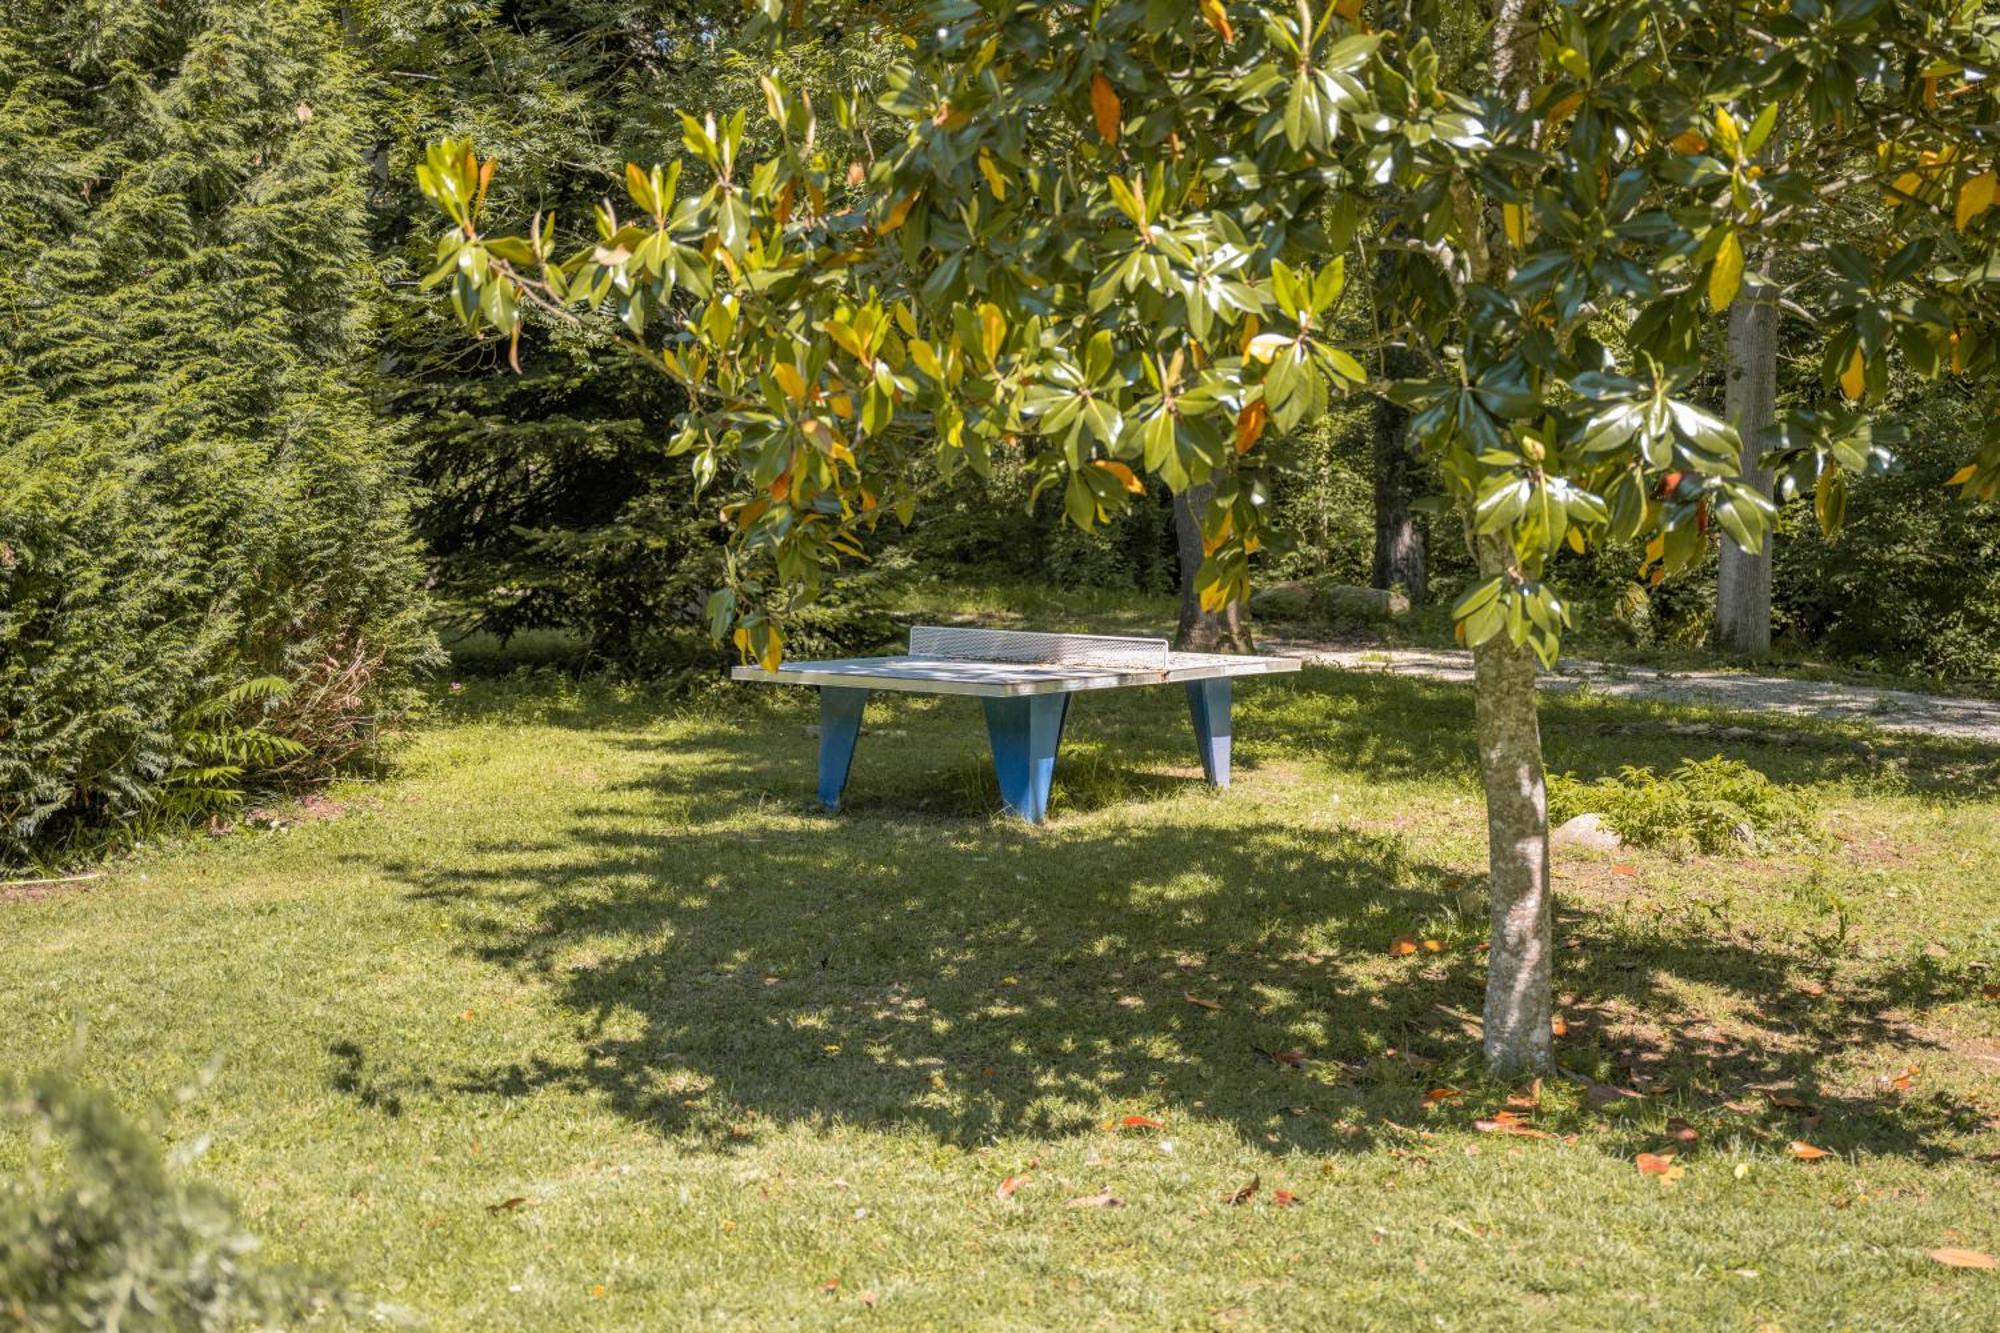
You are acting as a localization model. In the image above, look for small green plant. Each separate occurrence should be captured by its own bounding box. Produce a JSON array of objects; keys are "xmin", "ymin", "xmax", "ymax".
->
[
  {"xmin": 1, "ymin": 1063, "xmax": 326, "ymax": 1330},
  {"xmin": 1548, "ymin": 756, "xmax": 1820, "ymax": 857},
  {"xmin": 157, "ymin": 677, "xmax": 309, "ymax": 822}
]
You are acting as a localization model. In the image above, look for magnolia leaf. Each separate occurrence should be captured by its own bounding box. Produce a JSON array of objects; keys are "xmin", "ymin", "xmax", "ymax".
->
[
  {"xmin": 1956, "ymin": 171, "xmax": 1997, "ymax": 231},
  {"xmin": 1709, "ymin": 230, "xmax": 1744, "ymax": 312},
  {"xmin": 1090, "ymin": 72, "xmax": 1122, "ymax": 146},
  {"xmin": 1839, "ymin": 346, "xmax": 1866, "ymax": 401}
]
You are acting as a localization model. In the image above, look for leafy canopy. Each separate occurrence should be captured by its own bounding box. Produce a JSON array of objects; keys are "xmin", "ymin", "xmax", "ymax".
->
[{"xmin": 413, "ymin": 0, "xmax": 2000, "ymax": 669}]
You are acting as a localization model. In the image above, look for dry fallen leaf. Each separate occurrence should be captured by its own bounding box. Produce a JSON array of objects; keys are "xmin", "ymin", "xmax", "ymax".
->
[
  {"xmin": 1424, "ymin": 1087, "xmax": 1462, "ymax": 1105},
  {"xmin": 860, "ymin": 1290, "xmax": 879, "ymax": 1308},
  {"xmin": 1268, "ymin": 1049, "xmax": 1309, "ymax": 1069},
  {"xmin": 1765, "ymin": 1091, "xmax": 1815, "ymax": 1112},
  {"xmin": 1636, "ymin": 1152, "xmax": 1685, "ymax": 1181},
  {"xmin": 1272, "ymin": 1189, "xmax": 1301, "ymax": 1207},
  {"xmin": 486, "ymin": 1196, "xmax": 529, "ymax": 1214},
  {"xmin": 1226, "ymin": 1174, "xmax": 1260, "ymax": 1206},
  {"xmin": 1551, "ymin": 1015, "xmax": 1570, "ymax": 1038},
  {"xmin": 1121, "ymin": 1114, "xmax": 1165, "ymax": 1130},
  {"xmin": 1787, "ymin": 1140, "xmax": 1830, "ymax": 1161},
  {"xmin": 1927, "ymin": 1248, "xmax": 1998, "ymax": 1270},
  {"xmin": 1066, "ymin": 1189, "xmax": 1123, "ymax": 1208},
  {"xmin": 1474, "ymin": 1110, "xmax": 1553, "ymax": 1139},
  {"xmin": 1983, "ymin": 984, "xmax": 2000, "ymax": 1002},
  {"xmin": 996, "ymin": 1174, "xmax": 1029, "ymax": 1200},
  {"xmin": 1587, "ymin": 1084, "xmax": 1645, "ymax": 1108},
  {"xmin": 1506, "ymin": 1078, "xmax": 1544, "ymax": 1111},
  {"xmin": 1389, "ymin": 936, "xmax": 1419, "ymax": 957},
  {"xmin": 1185, "ymin": 993, "xmax": 1223, "ymax": 1010},
  {"xmin": 820, "ymin": 1279, "xmax": 840, "ymax": 1294},
  {"xmin": 1421, "ymin": 939, "xmax": 1444, "ymax": 953},
  {"xmin": 1611, "ymin": 864, "xmax": 1638, "ymax": 877},
  {"xmin": 1666, "ymin": 1117, "xmax": 1699, "ymax": 1145}
]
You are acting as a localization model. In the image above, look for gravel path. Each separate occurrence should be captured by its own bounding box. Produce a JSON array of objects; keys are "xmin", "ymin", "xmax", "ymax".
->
[{"xmin": 1264, "ymin": 639, "xmax": 2000, "ymax": 746}]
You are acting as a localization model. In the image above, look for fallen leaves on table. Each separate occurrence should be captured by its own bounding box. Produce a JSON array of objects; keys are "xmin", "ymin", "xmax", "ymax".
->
[
  {"xmin": 1787, "ymin": 1140, "xmax": 1830, "ymax": 1161},
  {"xmin": 1066, "ymin": 1189, "xmax": 1123, "ymax": 1208},
  {"xmin": 1927, "ymin": 1248, "xmax": 1998, "ymax": 1270},
  {"xmin": 996, "ymin": 1174, "xmax": 1029, "ymax": 1200},
  {"xmin": 1225, "ymin": 1174, "xmax": 1260, "ymax": 1206}
]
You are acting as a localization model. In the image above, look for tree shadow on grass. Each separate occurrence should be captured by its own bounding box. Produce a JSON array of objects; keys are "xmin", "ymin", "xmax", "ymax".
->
[{"xmin": 363, "ymin": 669, "xmax": 1997, "ymax": 1165}]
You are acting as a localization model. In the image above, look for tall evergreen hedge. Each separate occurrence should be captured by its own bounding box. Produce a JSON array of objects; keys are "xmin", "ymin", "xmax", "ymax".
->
[{"xmin": 0, "ymin": 0, "xmax": 437, "ymax": 865}]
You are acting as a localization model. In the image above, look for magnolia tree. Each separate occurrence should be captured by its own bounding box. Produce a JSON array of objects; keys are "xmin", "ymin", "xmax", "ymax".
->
[{"xmin": 416, "ymin": 0, "xmax": 2000, "ymax": 1073}]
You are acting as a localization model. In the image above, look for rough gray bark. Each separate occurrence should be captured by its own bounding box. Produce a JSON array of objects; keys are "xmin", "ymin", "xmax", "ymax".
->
[
  {"xmin": 1469, "ymin": 0, "xmax": 1552, "ymax": 1076},
  {"xmin": 1471, "ymin": 536, "xmax": 1553, "ymax": 1074},
  {"xmin": 1370, "ymin": 340, "xmax": 1428, "ymax": 603},
  {"xmin": 1173, "ymin": 483, "xmax": 1252, "ymax": 652},
  {"xmin": 1716, "ymin": 253, "xmax": 1779, "ymax": 656}
]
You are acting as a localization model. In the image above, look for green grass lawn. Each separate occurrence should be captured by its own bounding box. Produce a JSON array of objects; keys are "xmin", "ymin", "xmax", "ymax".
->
[{"xmin": 6, "ymin": 648, "xmax": 2000, "ymax": 1327}]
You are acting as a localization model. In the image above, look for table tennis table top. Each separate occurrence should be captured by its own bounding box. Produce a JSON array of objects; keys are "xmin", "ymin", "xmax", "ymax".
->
[{"xmin": 730, "ymin": 625, "xmax": 1302, "ymax": 698}]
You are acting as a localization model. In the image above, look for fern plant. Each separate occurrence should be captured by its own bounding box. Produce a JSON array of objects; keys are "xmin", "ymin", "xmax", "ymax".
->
[{"xmin": 156, "ymin": 677, "xmax": 308, "ymax": 822}]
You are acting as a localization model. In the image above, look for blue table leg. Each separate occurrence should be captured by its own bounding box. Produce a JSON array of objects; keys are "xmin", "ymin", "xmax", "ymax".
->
[
  {"xmin": 1186, "ymin": 678, "xmax": 1232, "ymax": 787},
  {"xmin": 982, "ymin": 694, "xmax": 1068, "ymax": 823},
  {"xmin": 817, "ymin": 686, "xmax": 868, "ymax": 811}
]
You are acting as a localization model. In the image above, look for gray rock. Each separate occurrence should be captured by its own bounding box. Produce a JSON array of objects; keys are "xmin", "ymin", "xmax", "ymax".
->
[{"xmin": 1551, "ymin": 812, "xmax": 1624, "ymax": 853}]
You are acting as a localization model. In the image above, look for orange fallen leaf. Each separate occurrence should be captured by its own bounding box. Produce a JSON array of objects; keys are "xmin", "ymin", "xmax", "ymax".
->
[
  {"xmin": 820, "ymin": 1279, "xmax": 840, "ymax": 1294},
  {"xmin": 1765, "ymin": 1091, "xmax": 1815, "ymax": 1113},
  {"xmin": 1185, "ymin": 992, "xmax": 1222, "ymax": 1010},
  {"xmin": 1551, "ymin": 1016, "xmax": 1569, "ymax": 1038},
  {"xmin": 1928, "ymin": 1247, "xmax": 1998, "ymax": 1270},
  {"xmin": 1983, "ymin": 984, "xmax": 2000, "ymax": 1002},
  {"xmin": 1421, "ymin": 939, "xmax": 1444, "ymax": 953},
  {"xmin": 1636, "ymin": 1152, "xmax": 1684, "ymax": 1180},
  {"xmin": 1226, "ymin": 1174, "xmax": 1260, "ymax": 1206},
  {"xmin": 592, "ymin": 1283, "xmax": 605, "ymax": 1297},
  {"xmin": 1787, "ymin": 1140, "xmax": 1830, "ymax": 1161},
  {"xmin": 1424, "ymin": 1087, "xmax": 1462, "ymax": 1105},
  {"xmin": 1611, "ymin": 864, "xmax": 1638, "ymax": 877},
  {"xmin": 1506, "ymin": 1078, "xmax": 1544, "ymax": 1111},
  {"xmin": 1272, "ymin": 1189, "xmax": 1301, "ymax": 1207},
  {"xmin": 1121, "ymin": 1114, "xmax": 1165, "ymax": 1130},
  {"xmin": 996, "ymin": 1174, "xmax": 1029, "ymax": 1200},
  {"xmin": 1389, "ymin": 936, "xmax": 1419, "ymax": 957},
  {"xmin": 1474, "ymin": 1110, "xmax": 1553, "ymax": 1139},
  {"xmin": 860, "ymin": 1290, "xmax": 880, "ymax": 1308},
  {"xmin": 1066, "ymin": 1189, "xmax": 1123, "ymax": 1208},
  {"xmin": 1666, "ymin": 1117, "xmax": 1699, "ymax": 1145}
]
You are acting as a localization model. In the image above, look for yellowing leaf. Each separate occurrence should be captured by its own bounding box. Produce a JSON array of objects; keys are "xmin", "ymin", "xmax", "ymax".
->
[
  {"xmin": 878, "ymin": 193, "xmax": 917, "ymax": 235},
  {"xmin": 1090, "ymin": 72, "xmax": 1122, "ymax": 146},
  {"xmin": 1669, "ymin": 130, "xmax": 1708, "ymax": 154},
  {"xmin": 979, "ymin": 302, "xmax": 1005, "ymax": 364},
  {"xmin": 1840, "ymin": 346, "xmax": 1866, "ymax": 400},
  {"xmin": 976, "ymin": 150, "xmax": 1008, "ymax": 201},
  {"xmin": 772, "ymin": 363, "xmax": 807, "ymax": 404},
  {"xmin": 1199, "ymin": 0, "xmax": 1234, "ymax": 42},
  {"xmin": 1234, "ymin": 399, "xmax": 1268, "ymax": 454},
  {"xmin": 1547, "ymin": 91, "xmax": 1583, "ymax": 124},
  {"xmin": 1956, "ymin": 170, "xmax": 1997, "ymax": 231},
  {"xmin": 1946, "ymin": 463, "xmax": 1979, "ymax": 487},
  {"xmin": 1093, "ymin": 459, "xmax": 1145, "ymax": 494},
  {"xmin": 1709, "ymin": 229, "xmax": 1744, "ymax": 312},
  {"xmin": 1502, "ymin": 201, "xmax": 1528, "ymax": 249}
]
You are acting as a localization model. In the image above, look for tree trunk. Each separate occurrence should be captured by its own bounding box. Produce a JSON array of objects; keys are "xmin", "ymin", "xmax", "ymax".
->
[
  {"xmin": 1472, "ymin": 534, "xmax": 1554, "ymax": 1075},
  {"xmin": 1174, "ymin": 483, "xmax": 1251, "ymax": 652},
  {"xmin": 1715, "ymin": 248, "xmax": 1779, "ymax": 656},
  {"xmin": 1370, "ymin": 341, "xmax": 1428, "ymax": 603},
  {"xmin": 1470, "ymin": 0, "xmax": 1552, "ymax": 1076}
]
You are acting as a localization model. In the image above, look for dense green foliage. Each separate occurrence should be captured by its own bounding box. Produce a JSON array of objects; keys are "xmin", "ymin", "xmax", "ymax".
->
[
  {"xmin": 1549, "ymin": 756, "xmax": 1822, "ymax": 855},
  {"xmin": 1, "ymin": 1065, "xmax": 317, "ymax": 1329},
  {"xmin": 0, "ymin": 0, "xmax": 438, "ymax": 865}
]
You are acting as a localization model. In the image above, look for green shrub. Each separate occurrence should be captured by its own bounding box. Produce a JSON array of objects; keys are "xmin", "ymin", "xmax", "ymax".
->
[
  {"xmin": 1549, "ymin": 757, "xmax": 1820, "ymax": 856},
  {"xmin": 1, "ymin": 1066, "xmax": 326, "ymax": 1330},
  {"xmin": 0, "ymin": 1, "xmax": 438, "ymax": 865}
]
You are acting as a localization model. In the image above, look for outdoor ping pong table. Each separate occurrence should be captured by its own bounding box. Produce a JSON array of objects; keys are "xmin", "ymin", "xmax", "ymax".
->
[{"xmin": 730, "ymin": 625, "xmax": 1301, "ymax": 822}]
